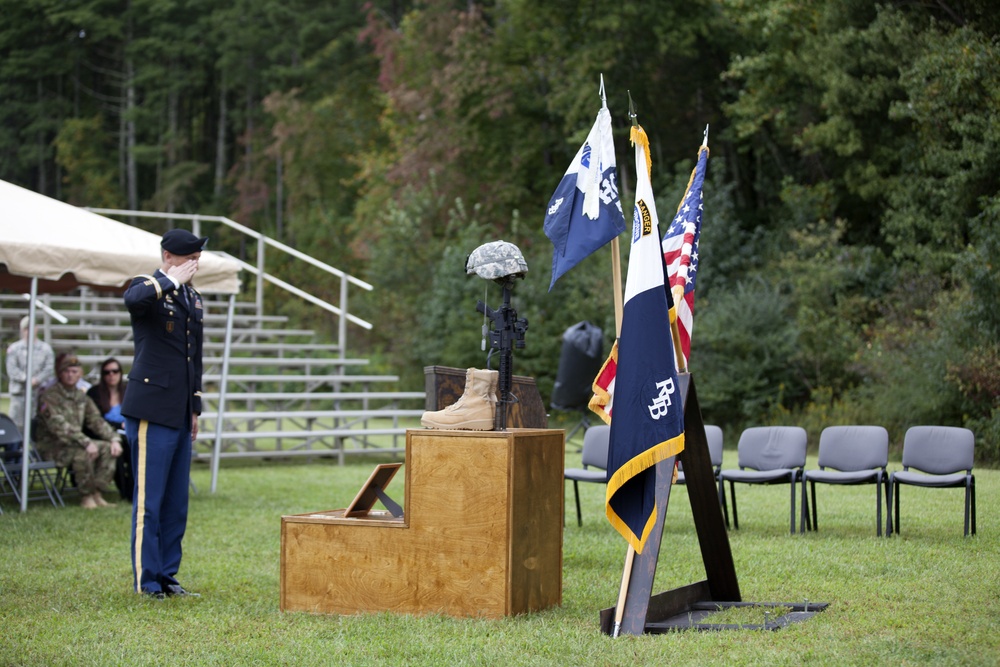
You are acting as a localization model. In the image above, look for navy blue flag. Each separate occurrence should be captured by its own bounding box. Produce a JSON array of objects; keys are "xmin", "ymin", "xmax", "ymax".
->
[
  {"xmin": 605, "ymin": 124, "xmax": 685, "ymax": 553},
  {"xmin": 543, "ymin": 85, "xmax": 626, "ymax": 291}
]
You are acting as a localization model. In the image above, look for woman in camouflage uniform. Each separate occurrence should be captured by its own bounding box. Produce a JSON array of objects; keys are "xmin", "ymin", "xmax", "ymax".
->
[{"xmin": 35, "ymin": 354, "xmax": 123, "ymax": 509}]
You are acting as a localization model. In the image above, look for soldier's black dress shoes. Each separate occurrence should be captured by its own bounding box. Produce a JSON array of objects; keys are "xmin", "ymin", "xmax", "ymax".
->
[
  {"xmin": 165, "ymin": 583, "xmax": 200, "ymax": 598},
  {"xmin": 143, "ymin": 590, "xmax": 166, "ymax": 600}
]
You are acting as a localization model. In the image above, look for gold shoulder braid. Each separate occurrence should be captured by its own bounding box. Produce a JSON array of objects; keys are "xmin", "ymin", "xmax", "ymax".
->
[{"xmin": 134, "ymin": 274, "xmax": 162, "ymax": 299}]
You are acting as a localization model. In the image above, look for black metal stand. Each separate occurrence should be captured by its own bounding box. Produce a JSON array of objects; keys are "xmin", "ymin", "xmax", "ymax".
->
[{"xmin": 598, "ymin": 374, "xmax": 827, "ymax": 634}]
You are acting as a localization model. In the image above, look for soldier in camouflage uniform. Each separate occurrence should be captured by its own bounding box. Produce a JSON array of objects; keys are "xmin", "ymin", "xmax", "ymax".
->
[
  {"xmin": 35, "ymin": 353, "xmax": 123, "ymax": 509},
  {"xmin": 5, "ymin": 316, "xmax": 55, "ymax": 434}
]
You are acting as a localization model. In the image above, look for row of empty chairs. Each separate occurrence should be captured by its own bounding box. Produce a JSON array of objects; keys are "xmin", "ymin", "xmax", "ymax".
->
[{"xmin": 564, "ymin": 423, "xmax": 976, "ymax": 537}]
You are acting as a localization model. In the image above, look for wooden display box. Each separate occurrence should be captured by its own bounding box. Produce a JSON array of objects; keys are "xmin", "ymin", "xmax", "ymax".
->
[
  {"xmin": 423, "ymin": 365, "xmax": 548, "ymax": 428},
  {"xmin": 280, "ymin": 428, "xmax": 565, "ymax": 618}
]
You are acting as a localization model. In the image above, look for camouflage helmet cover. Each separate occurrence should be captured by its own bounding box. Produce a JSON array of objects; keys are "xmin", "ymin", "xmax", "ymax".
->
[{"xmin": 465, "ymin": 241, "xmax": 528, "ymax": 281}]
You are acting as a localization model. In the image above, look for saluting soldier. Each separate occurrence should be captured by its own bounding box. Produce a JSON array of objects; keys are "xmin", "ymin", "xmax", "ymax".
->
[
  {"xmin": 122, "ymin": 229, "xmax": 206, "ymax": 600},
  {"xmin": 35, "ymin": 353, "xmax": 123, "ymax": 509}
]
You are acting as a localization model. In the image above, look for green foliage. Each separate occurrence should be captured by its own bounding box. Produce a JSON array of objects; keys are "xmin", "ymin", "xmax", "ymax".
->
[
  {"xmin": 411, "ymin": 199, "xmax": 497, "ymax": 375},
  {"xmin": 965, "ymin": 407, "xmax": 1000, "ymax": 463},
  {"xmin": 696, "ymin": 279, "xmax": 801, "ymax": 424},
  {"xmin": 53, "ymin": 116, "xmax": 123, "ymax": 208},
  {"xmin": 884, "ymin": 17, "xmax": 1000, "ymax": 271},
  {"xmin": 773, "ymin": 218, "xmax": 891, "ymax": 398},
  {"xmin": 939, "ymin": 272, "xmax": 1000, "ymax": 446},
  {"xmin": 838, "ymin": 287, "xmax": 967, "ymax": 440},
  {"xmin": 955, "ymin": 191, "xmax": 1000, "ymax": 341}
]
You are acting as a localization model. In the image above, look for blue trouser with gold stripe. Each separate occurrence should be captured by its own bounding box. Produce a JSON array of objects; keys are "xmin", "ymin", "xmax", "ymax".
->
[{"xmin": 125, "ymin": 417, "xmax": 191, "ymax": 594}]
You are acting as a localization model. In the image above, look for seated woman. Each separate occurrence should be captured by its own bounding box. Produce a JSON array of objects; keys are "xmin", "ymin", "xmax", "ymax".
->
[
  {"xmin": 35, "ymin": 353, "xmax": 123, "ymax": 509},
  {"xmin": 86, "ymin": 357, "xmax": 133, "ymax": 502}
]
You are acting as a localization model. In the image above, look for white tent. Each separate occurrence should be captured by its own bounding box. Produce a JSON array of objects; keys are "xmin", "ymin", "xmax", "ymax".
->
[
  {"xmin": 0, "ymin": 179, "xmax": 242, "ymax": 510},
  {"xmin": 0, "ymin": 179, "xmax": 240, "ymax": 294}
]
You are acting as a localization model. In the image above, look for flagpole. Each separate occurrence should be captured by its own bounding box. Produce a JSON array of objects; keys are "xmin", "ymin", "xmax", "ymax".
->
[
  {"xmin": 611, "ymin": 101, "xmax": 698, "ymax": 637},
  {"xmin": 610, "ymin": 229, "xmax": 628, "ymax": 636},
  {"xmin": 604, "ymin": 77, "xmax": 625, "ymax": 338},
  {"xmin": 612, "ymin": 545, "xmax": 635, "ymax": 637},
  {"xmin": 610, "ymin": 239, "xmax": 623, "ymax": 336},
  {"xmin": 670, "ymin": 288, "xmax": 688, "ymax": 373},
  {"xmin": 610, "ymin": 93, "xmax": 644, "ymax": 638}
]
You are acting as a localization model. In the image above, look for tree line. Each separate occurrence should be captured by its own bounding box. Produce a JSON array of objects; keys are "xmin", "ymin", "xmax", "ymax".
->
[{"xmin": 2, "ymin": 0, "xmax": 998, "ymax": 460}]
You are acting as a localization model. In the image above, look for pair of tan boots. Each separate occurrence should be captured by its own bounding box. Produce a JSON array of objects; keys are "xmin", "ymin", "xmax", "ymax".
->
[
  {"xmin": 80, "ymin": 492, "xmax": 115, "ymax": 510},
  {"xmin": 421, "ymin": 368, "xmax": 498, "ymax": 431}
]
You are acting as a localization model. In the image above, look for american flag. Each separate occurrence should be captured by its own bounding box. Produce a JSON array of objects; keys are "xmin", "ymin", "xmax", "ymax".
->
[
  {"xmin": 661, "ymin": 144, "xmax": 709, "ymax": 369},
  {"xmin": 589, "ymin": 339, "xmax": 617, "ymax": 423},
  {"xmin": 590, "ymin": 139, "xmax": 708, "ymax": 423}
]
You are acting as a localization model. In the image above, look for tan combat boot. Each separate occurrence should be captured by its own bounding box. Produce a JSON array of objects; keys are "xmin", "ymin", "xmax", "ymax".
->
[
  {"xmin": 421, "ymin": 368, "xmax": 497, "ymax": 430},
  {"xmin": 488, "ymin": 370, "xmax": 499, "ymax": 414}
]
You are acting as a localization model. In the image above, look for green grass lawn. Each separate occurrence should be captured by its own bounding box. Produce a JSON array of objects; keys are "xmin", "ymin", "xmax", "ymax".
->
[{"xmin": 1, "ymin": 442, "xmax": 997, "ymax": 666}]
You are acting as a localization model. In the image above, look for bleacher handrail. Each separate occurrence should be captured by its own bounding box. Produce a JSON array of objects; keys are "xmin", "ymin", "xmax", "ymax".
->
[{"xmin": 83, "ymin": 208, "xmax": 374, "ymax": 348}]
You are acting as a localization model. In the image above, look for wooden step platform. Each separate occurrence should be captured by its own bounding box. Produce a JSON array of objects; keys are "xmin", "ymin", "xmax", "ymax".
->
[{"xmin": 280, "ymin": 428, "xmax": 564, "ymax": 618}]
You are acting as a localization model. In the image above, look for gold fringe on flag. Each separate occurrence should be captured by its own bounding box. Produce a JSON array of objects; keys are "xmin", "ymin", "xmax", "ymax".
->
[
  {"xmin": 605, "ymin": 431, "xmax": 685, "ymax": 553},
  {"xmin": 630, "ymin": 125, "xmax": 652, "ymax": 181}
]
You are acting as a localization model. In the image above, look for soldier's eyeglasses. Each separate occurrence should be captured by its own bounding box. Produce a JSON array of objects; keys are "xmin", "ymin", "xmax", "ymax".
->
[{"xmin": 103, "ymin": 368, "xmax": 122, "ymax": 376}]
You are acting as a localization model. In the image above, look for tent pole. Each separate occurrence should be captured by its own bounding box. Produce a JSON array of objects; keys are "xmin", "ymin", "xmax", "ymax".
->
[
  {"xmin": 210, "ymin": 293, "xmax": 236, "ymax": 493},
  {"xmin": 20, "ymin": 279, "xmax": 39, "ymax": 512}
]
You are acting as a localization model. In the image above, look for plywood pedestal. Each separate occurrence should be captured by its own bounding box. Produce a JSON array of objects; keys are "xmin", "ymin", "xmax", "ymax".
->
[{"xmin": 280, "ymin": 428, "xmax": 564, "ymax": 618}]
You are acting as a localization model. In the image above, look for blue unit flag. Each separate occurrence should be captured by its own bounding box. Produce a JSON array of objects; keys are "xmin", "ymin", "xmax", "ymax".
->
[{"xmin": 543, "ymin": 93, "xmax": 626, "ymax": 290}]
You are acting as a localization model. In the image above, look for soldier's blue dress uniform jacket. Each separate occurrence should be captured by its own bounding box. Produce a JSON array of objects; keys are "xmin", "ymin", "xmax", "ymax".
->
[
  {"xmin": 122, "ymin": 269, "xmax": 204, "ymax": 595},
  {"xmin": 122, "ymin": 271, "xmax": 203, "ymax": 429}
]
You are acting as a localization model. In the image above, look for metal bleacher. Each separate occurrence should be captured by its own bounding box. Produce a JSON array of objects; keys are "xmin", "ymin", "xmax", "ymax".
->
[{"xmin": 1, "ymin": 212, "xmax": 426, "ymax": 473}]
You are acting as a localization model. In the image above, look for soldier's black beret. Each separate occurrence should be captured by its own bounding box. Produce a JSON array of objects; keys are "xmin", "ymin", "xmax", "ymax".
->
[{"xmin": 161, "ymin": 229, "xmax": 209, "ymax": 255}]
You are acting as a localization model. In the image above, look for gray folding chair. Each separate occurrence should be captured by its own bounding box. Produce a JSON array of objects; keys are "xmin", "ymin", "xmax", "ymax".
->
[
  {"xmin": 564, "ymin": 424, "xmax": 609, "ymax": 527},
  {"xmin": 718, "ymin": 426, "xmax": 807, "ymax": 534},
  {"xmin": 676, "ymin": 424, "xmax": 728, "ymax": 524},
  {"xmin": 804, "ymin": 425, "xmax": 889, "ymax": 536},
  {"xmin": 676, "ymin": 424, "xmax": 723, "ymax": 484},
  {"xmin": 889, "ymin": 426, "xmax": 976, "ymax": 537},
  {"xmin": 0, "ymin": 413, "xmax": 64, "ymax": 508}
]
